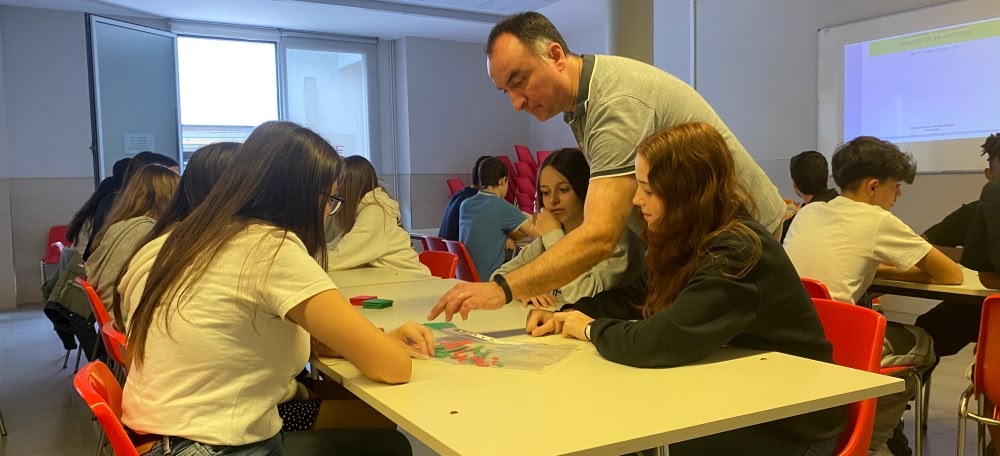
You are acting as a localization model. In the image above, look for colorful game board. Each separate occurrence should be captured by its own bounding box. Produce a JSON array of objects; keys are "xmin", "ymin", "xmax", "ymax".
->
[{"xmin": 421, "ymin": 325, "xmax": 576, "ymax": 372}]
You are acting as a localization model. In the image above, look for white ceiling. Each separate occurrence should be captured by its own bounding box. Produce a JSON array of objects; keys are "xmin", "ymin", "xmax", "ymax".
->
[{"xmin": 0, "ymin": 0, "xmax": 575, "ymax": 42}]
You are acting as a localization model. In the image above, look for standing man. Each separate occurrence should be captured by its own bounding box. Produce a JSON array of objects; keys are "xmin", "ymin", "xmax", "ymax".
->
[{"xmin": 429, "ymin": 12, "xmax": 785, "ymax": 321}]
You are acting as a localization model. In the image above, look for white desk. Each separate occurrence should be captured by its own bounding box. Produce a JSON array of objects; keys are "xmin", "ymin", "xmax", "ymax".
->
[
  {"xmin": 328, "ymin": 267, "xmax": 440, "ymax": 288},
  {"xmin": 316, "ymin": 280, "xmax": 903, "ymax": 456},
  {"xmin": 870, "ymin": 268, "xmax": 996, "ymax": 305}
]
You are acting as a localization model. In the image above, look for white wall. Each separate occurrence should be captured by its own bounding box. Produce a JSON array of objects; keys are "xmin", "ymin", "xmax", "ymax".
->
[
  {"xmin": 0, "ymin": 6, "xmax": 170, "ymax": 307},
  {"xmin": 394, "ymin": 36, "xmax": 529, "ymax": 228},
  {"xmin": 527, "ymin": 0, "xmax": 609, "ymax": 153}
]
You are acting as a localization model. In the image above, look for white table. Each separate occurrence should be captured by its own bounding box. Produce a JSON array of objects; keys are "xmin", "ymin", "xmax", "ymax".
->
[
  {"xmin": 315, "ymin": 280, "xmax": 903, "ymax": 456},
  {"xmin": 328, "ymin": 267, "xmax": 440, "ymax": 288},
  {"xmin": 870, "ymin": 268, "xmax": 996, "ymax": 305}
]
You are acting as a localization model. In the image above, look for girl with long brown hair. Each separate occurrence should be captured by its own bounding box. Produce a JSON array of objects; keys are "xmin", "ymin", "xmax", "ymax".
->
[
  {"xmin": 326, "ymin": 155, "xmax": 429, "ymax": 274},
  {"xmin": 117, "ymin": 121, "xmax": 430, "ymax": 456},
  {"xmin": 527, "ymin": 122, "xmax": 845, "ymax": 455},
  {"xmin": 86, "ymin": 164, "xmax": 179, "ymax": 306}
]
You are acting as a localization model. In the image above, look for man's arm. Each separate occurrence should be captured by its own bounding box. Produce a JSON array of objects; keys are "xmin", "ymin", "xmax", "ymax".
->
[{"xmin": 504, "ymin": 176, "xmax": 636, "ymax": 299}]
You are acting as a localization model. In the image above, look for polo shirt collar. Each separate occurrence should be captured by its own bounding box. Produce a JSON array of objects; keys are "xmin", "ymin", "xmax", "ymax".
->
[{"xmin": 564, "ymin": 54, "xmax": 594, "ymax": 124}]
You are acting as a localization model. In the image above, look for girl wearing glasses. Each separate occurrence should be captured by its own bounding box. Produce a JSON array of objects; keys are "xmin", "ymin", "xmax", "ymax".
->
[
  {"xmin": 119, "ymin": 121, "xmax": 431, "ymax": 456},
  {"xmin": 326, "ymin": 155, "xmax": 430, "ymax": 275}
]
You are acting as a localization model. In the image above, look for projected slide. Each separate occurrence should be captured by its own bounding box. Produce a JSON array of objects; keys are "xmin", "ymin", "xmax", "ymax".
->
[{"xmin": 843, "ymin": 18, "xmax": 1000, "ymax": 144}]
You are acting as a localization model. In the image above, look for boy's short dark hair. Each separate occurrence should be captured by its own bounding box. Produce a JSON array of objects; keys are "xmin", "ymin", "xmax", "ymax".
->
[
  {"xmin": 982, "ymin": 133, "xmax": 1000, "ymax": 164},
  {"xmin": 477, "ymin": 157, "xmax": 508, "ymax": 188},
  {"xmin": 789, "ymin": 151, "xmax": 829, "ymax": 195},
  {"xmin": 832, "ymin": 136, "xmax": 916, "ymax": 191},
  {"xmin": 471, "ymin": 155, "xmax": 492, "ymax": 187}
]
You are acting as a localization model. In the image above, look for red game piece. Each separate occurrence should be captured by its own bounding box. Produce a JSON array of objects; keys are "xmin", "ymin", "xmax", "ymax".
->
[{"xmin": 349, "ymin": 295, "xmax": 377, "ymax": 306}]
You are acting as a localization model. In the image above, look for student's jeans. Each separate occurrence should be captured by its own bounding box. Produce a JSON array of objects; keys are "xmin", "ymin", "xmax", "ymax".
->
[{"xmin": 141, "ymin": 429, "xmax": 412, "ymax": 456}]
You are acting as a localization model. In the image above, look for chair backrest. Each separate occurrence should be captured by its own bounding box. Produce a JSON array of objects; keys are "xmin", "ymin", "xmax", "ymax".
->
[
  {"xmin": 536, "ymin": 150, "xmax": 553, "ymax": 165},
  {"xmin": 73, "ymin": 361, "xmax": 139, "ymax": 456},
  {"xmin": 801, "ymin": 278, "xmax": 833, "ymax": 300},
  {"xmin": 811, "ymin": 298, "xmax": 886, "ymax": 456},
  {"xmin": 419, "ymin": 251, "xmax": 459, "ymax": 279},
  {"xmin": 102, "ymin": 324, "xmax": 128, "ymax": 370},
  {"xmin": 421, "ymin": 235, "xmax": 448, "ymax": 252},
  {"xmin": 43, "ymin": 225, "xmax": 71, "ymax": 264},
  {"xmin": 496, "ymin": 155, "xmax": 517, "ymax": 203},
  {"xmin": 444, "ymin": 240, "xmax": 481, "ymax": 282},
  {"xmin": 514, "ymin": 144, "xmax": 537, "ymax": 169},
  {"xmin": 76, "ymin": 277, "xmax": 112, "ymax": 329},
  {"xmin": 514, "ymin": 161, "xmax": 536, "ymax": 181},
  {"xmin": 975, "ymin": 294, "xmax": 1000, "ymax": 403},
  {"xmin": 410, "ymin": 234, "xmax": 430, "ymax": 251},
  {"xmin": 513, "ymin": 176, "xmax": 536, "ymax": 197},
  {"xmin": 446, "ymin": 178, "xmax": 465, "ymax": 196}
]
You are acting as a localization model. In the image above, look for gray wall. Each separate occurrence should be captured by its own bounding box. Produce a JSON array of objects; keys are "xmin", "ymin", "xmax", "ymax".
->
[
  {"xmin": 0, "ymin": 7, "xmax": 170, "ymax": 308},
  {"xmin": 689, "ymin": 0, "xmax": 976, "ymax": 318},
  {"xmin": 393, "ymin": 36, "xmax": 529, "ymax": 229}
]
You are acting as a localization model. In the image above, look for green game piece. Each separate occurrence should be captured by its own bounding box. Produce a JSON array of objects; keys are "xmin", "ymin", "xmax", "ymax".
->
[
  {"xmin": 496, "ymin": 362, "xmax": 503, "ymax": 368},
  {"xmin": 423, "ymin": 322, "xmax": 457, "ymax": 330},
  {"xmin": 363, "ymin": 298, "xmax": 393, "ymax": 309}
]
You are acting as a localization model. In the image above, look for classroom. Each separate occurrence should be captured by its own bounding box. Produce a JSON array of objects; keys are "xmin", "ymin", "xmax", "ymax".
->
[{"xmin": 0, "ymin": 0, "xmax": 998, "ymax": 455}]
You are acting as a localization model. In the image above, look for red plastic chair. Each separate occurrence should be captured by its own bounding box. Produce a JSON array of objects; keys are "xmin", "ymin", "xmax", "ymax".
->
[
  {"xmin": 101, "ymin": 324, "xmax": 127, "ymax": 374},
  {"xmin": 73, "ymin": 361, "xmax": 139, "ymax": 456},
  {"xmin": 958, "ymin": 294, "xmax": 1000, "ymax": 455},
  {"xmin": 801, "ymin": 277, "xmax": 832, "ymax": 299},
  {"xmin": 803, "ymin": 278, "xmax": 926, "ymax": 454},
  {"xmin": 514, "ymin": 144, "xmax": 537, "ymax": 170},
  {"xmin": 419, "ymin": 235, "xmax": 448, "ymax": 252},
  {"xmin": 76, "ymin": 277, "xmax": 116, "ymax": 374},
  {"xmin": 514, "ymin": 161, "xmax": 536, "ymax": 181},
  {"xmin": 536, "ymin": 150, "xmax": 553, "ymax": 165},
  {"xmin": 446, "ymin": 178, "xmax": 465, "ymax": 196},
  {"xmin": 40, "ymin": 225, "xmax": 71, "ymax": 284},
  {"xmin": 419, "ymin": 251, "xmax": 458, "ymax": 279},
  {"xmin": 443, "ymin": 240, "xmax": 480, "ymax": 282},
  {"xmin": 513, "ymin": 176, "xmax": 536, "ymax": 197},
  {"xmin": 812, "ymin": 298, "xmax": 887, "ymax": 456},
  {"xmin": 496, "ymin": 155, "xmax": 517, "ymax": 203}
]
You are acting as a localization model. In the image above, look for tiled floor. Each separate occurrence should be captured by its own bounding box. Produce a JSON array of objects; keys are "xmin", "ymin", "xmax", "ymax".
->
[{"xmin": 0, "ymin": 304, "xmax": 988, "ymax": 456}]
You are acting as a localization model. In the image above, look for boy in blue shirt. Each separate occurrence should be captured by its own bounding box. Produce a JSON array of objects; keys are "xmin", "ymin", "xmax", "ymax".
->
[{"xmin": 459, "ymin": 157, "xmax": 536, "ymax": 279}]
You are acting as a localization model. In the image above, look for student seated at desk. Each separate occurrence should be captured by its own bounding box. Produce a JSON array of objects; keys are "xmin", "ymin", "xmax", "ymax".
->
[
  {"xmin": 781, "ymin": 150, "xmax": 838, "ymax": 243},
  {"xmin": 86, "ymin": 164, "xmax": 179, "ymax": 306},
  {"xmin": 438, "ymin": 155, "xmax": 491, "ymax": 241},
  {"xmin": 527, "ymin": 122, "xmax": 846, "ymax": 456},
  {"xmin": 783, "ymin": 136, "xmax": 961, "ymax": 456},
  {"xmin": 491, "ymin": 148, "xmax": 641, "ymax": 307},
  {"xmin": 118, "ymin": 121, "xmax": 432, "ymax": 456},
  {"xmin": 66, "ymin": 157, "xmax": 131, "ymax": 256},
  {"xmin": 326, "ymin": 156, "xmax": 429, "ymax": 275},
  {"xmin": 109, "ymin": 142, "xmax": 239, "ymax": 322},
  {"xmin": 915, "ymin": 134, "xmax": 1000, "ymax": 359},
  {"xmin": 459, "ymin": 156, "xmax": 537, "ymax": 279}
]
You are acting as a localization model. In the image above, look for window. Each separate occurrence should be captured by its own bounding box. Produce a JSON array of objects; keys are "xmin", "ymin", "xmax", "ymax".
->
[{"xmin": 176, "ymin": 37, "xmax": 279, "ymax": 163}]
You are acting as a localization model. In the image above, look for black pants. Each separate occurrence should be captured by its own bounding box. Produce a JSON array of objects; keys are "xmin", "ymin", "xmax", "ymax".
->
[{"xmin": 915, "ymin": 300, "xmax": 981, "ymax": 357}]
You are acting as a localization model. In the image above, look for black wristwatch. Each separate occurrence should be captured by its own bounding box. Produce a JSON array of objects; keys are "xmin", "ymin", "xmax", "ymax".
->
[{"xmin": 492, "ymin": 274, "xmax": 513, "ymax": 304}]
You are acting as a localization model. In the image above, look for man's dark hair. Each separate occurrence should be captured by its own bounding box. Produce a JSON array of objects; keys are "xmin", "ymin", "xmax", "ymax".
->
[
  {"xmin": 789, "ymin": 151, "xmax": 829, "ymax": 195},
  {"xmin": 982, "ymin": 134, "xmax": 1000, "ymax": 164},
  {"xmin": 477, "ymin": 157, "xmax": 508, "ymax": 188},
  {"xmin": 832, "ymin": 136, "xmax": 916, "ymax": 191},
  {"xmin": 471, "ymin": 155, "xmax": 492, "ymax": 187},
  {"xmin": 486, "ymin": 11, "xmax": 572, "ymax": 57}
]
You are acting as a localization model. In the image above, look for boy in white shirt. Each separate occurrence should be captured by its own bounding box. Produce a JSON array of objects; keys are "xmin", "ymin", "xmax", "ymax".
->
[{"xmin": 784, "ymin": 136, "xmax": 962, "ymax": 456}]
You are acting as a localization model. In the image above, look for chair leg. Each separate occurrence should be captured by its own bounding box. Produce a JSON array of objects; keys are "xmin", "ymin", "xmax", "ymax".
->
[
  {"xmin": 910, "ymin": 371, "xmax": 924, "ymax": 456},
  {"xmin": 0, "ymin": 405, "xmax": 8, "ymax": 437},
  {"xmin": 94, "ymin": 430, "xmax": 106, "ymax": 456},
  {"xmin": 979, "ymin": 392, "xmax": 987, "ymax": 456},
  {"xmin": 921, "ymin": 373, "xmax": 932, "ymax": 430},
  {"xmin": 74, "ymin": 346, "xmax": 83, "ymax": 373},
  {"xmin": 959, "ymin": 385, "xmax": 972, "ymax": 456},
  {"xmin": 62, "ymin": 349, "xmax": 70, "ymax": 369}
]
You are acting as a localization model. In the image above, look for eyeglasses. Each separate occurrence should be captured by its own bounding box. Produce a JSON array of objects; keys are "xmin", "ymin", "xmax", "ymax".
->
[{"xmin": 328, "ymin": 194, "xmax": 345, "ymax": 216}]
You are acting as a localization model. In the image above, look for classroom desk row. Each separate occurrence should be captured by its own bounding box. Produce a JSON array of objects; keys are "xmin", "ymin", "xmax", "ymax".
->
[
  {"xmin": 871, "ymin": 267, "xmax": 995, "ymax": 305},
  {"xmin": 313, "ymin": 275, "xmax": 902, "ymax": 456}
]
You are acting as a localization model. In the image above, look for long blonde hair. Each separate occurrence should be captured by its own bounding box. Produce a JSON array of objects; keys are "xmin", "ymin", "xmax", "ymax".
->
[{"xmin": 91, "ymin": 165, "xmax": 179, "ymax": 249}]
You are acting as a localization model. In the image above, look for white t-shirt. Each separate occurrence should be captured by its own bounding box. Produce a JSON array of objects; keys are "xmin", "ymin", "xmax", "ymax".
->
[
  {"xmin": 118, "ymin": 224, "xmax": 337, "ymax": 446},
  {"xmin": 783, "ymin": 197, "xmax": 931, "ymax": 304}
]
